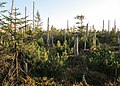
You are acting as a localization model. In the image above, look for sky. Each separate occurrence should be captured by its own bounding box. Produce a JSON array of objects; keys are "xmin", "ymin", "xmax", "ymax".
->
[{"xmin": 1, "ymin": 0, "xmax": 120, "ymax": 30}]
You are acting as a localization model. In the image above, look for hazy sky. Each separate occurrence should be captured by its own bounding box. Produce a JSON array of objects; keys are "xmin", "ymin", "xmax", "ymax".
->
[{"xmin": 2, "ymin": 0, "xmax": 120, "ymax": 30}]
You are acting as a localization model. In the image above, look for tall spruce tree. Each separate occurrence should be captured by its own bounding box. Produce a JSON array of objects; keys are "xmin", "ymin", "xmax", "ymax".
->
[{"xmin": 35, "ymin": 10, "xmax": 43, "ymax": 29}]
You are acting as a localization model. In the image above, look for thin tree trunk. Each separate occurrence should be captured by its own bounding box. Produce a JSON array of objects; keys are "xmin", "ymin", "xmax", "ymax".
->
[{"xmin": 33, "ymin": 1, "xmax": 35, "ymax": 31}]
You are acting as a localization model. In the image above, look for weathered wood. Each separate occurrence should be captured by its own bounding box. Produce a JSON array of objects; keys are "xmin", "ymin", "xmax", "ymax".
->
[
  {"xmin": 47, "ymin": 17, "xmax": 50, "ymax": 46},
  {"xmin": 74, "ymin": 33, "xmax": 79, "ymax": 56},
  {"xmin": 25, "ymin": 6, "xmax": 27, "ymax": 32},
  {"xmin": 103, "ymin": 20, "xmax": 104, "ymax": 31},
  {"xmin": 114, "ymin": 19, "xmax": 116, "ymax": 32},
  {"xmin": 108, "ymin": 20, "xmax": 110, "ymax": 32},
  {"xmin": 84, "ymin": 23, "xmax": 88, "ymax": 50},
  {"xmin": 25, "ymin": 62, "xmax": 28, "ymax": 73},
  {"xmin": 33, "ymin": 1, "xmax": 35, "ymax": 31},
  {"xmin": 11, "ymin": 0, "xmax": 14, "ymax": 16}
]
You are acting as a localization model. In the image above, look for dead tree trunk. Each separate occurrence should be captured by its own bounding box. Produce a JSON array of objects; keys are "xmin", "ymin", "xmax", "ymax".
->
[{"xmin": 74, "ymin": 33, "xmax": 79, "ymax": 56}]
